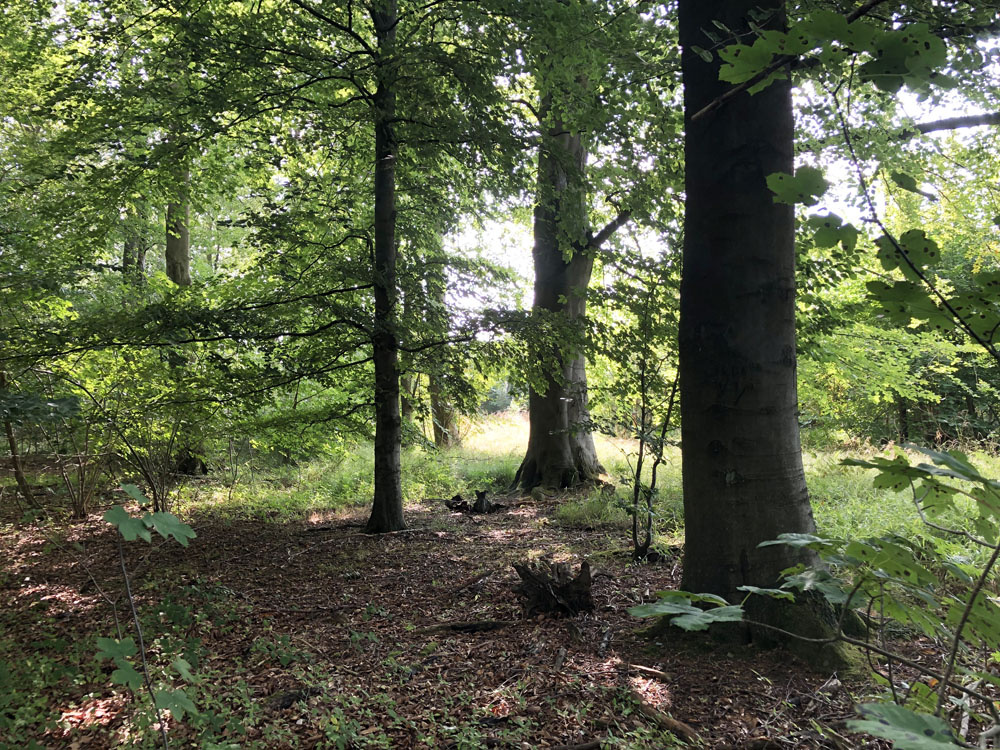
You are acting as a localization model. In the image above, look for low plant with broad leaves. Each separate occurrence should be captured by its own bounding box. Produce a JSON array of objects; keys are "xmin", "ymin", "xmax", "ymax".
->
[
  {"xmin": 633, "ymin": 447, "xmax": 1000, "ymax": 748},
  {"xmin": 100, "ymin": 484, "xmax": 198, "ymax": 747}
]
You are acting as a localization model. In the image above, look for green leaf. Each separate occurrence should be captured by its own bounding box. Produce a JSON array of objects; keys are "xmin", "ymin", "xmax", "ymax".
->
[
  {"xmin": 875, "ymin": 231, "xmax": 942, "ymax": 281},
  {"xmin": 690, "ymin": 45, "xmax": 712, "ymax": 63},
  {"xmin": 629, "ymin": 591, "xmax": 743, "ymax": 631},
  {"xmin": 147, "ymin": 512, "xmax": 197, "ymax": 547},
  {"xmin": 859, "ymin": 24, "xmax": 947, "ymax": 92},
  {"xmin": 103, "ymin": 505, "xmax": 151, "ymax": 543},
  {"xmin": 111, "ymin": 663, "xmax": 144, "ymax": 691},
  {"xmin": 806, "ymin": 213, "xmax": 858, "ymax": 251},
  {"xmin": 96, "ymin": 636, "xmax": 138, "ymax": 662},
  {"xmin": 719, "ymin": 39, "xmax": 774, "ymax": 84},
  {"xmin": 121, "ymin": 484, "xmax": 150, "ymax": 507},
  {"xmin": 866, "ymin": 280, "xmax": 952, "ymax": 330},
  {"xmin": 890, "ymin": 171, "xmax": 932, "ymax": 199},
  {"xmin": 671, "ymin": 606, "xmax": 744, "ymax": 631},
  {"xmin": 154, "ymin": 688, "xmax": 198, "ymax": 720},
  {"xmin": 796, "ymin": 9, "xmax": 849, "ymax": 43},
  {"xmin": 766, "ymin": 167, "xmax": 828, "ymax": 206},
  {"xmin": 847, "ymin": 703, "xmax": 959, "ymax": 748},
  {"xmin": 737, "ymin": 585, "xmax": 795, "ymax": 601},
  {"xmin": 171, "ymin": 656, "xmax": 197, "ymax": 683},
  {"xmin": 781, "ymin": 567, "xmax": 851, "ymax": 605}
]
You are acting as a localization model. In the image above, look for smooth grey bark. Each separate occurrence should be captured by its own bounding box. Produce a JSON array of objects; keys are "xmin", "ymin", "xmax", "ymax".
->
[
  {"xmin": 514, "ymin": 103, "xmax": 604, "ymax": 491},
  {"xmin": 426, "ymin": 254, "xmax": 458, "ymax": 448},
  {"xmin": 429, "ymin": 376, "xmax": 458, "ymax": 448},
  {"xmin": 400, "ymin": 375, "xmax": 416, "ymax": 422},
  {"xmin": 165, "ymin": 173, "xmax": 191, "ymax": 287},
  {"xmin": 365, "ymin": 0, "xmax": 405, "ymax": 534},
  {"xmin": 678, "ymin": 0, "xmax": 819, "ymax": 600}
]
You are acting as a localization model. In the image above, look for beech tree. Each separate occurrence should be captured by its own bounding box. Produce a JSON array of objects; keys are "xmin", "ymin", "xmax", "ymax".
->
[
  {"xmin": 677, "ymin": 0, "xmax": 820, "ymax": 601},
  {"xmin": 513, "ymin": 1, "xmax": 677, "ymax": 491}
]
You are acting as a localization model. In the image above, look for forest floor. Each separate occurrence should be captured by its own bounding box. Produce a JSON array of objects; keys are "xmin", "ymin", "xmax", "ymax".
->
[{"xmin": 1, "ymin": 482, "xmax": 896, "ymax": 749}]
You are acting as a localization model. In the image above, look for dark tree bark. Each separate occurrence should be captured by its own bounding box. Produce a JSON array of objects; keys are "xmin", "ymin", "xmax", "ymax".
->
[
  {"xmin": 365, "ymin": 0, "xmax": 405, "ymax": 534},
  {"xmin": 1, "ymin": 371, "xmax": 36, "ymax": 509},
  {"xmin": 898, "ymin": 397, "xmax": 910, "ymax": 442},
  {"xmin": 678, "ymin": 0, "xmax": 820, "ymax": 601},
  {"xmin": 514, "ymin": 100, "xmax": 603, "ymax": 491},
  {"xmin": 122, "ymin": 204, "xmax": 148, "ymax": 284}
]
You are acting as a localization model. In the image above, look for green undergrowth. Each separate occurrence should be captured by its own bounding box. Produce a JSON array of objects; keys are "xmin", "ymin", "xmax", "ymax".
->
[
  {"xmin": 174, "ymin": 431, "xmax": 522, "ymax": 521},
  {"xmin": 168, "ymin": 414, "xmax": 1000, "ymax": 570},
  {"xmin": 805, "ymin": 446, "xmax": 998, "ymax": 565}
]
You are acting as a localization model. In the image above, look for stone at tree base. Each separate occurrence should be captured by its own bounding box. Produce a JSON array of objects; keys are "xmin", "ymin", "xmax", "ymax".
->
[{"xmin": 513, "ymin": 559, "xmax": 594, "ymax": 617}]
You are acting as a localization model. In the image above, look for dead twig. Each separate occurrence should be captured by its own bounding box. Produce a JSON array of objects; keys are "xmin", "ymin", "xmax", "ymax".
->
[
  {"xmin": 413, "ymin": 620, "xmax": 515, "ymax": 635},
  {"xmin": 628, "ymin": 663, "xmax": 670, "ymax": 681},
  {"xmin": 631, "ymin": 691, "xmax": 699, "ymax": 744}
]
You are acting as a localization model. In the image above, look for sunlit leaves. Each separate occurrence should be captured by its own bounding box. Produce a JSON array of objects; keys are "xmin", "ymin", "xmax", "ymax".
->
[
  {"xmin": 154, "ymin": 688, "xmax": 198, "ymax": 720},
  {"xmin": 104, "ymin": 487, "xmax": 196, "ymax": 546},
  {"xmin": 805, "ymin": 212, "xmax": 858, "ymax": 252},
  {"xmin": 629, "ymin": 591, "xmax": 743, "ymax": 631},
  {"xmin": 847, "ymin": 703, "xmax": 959, "ymax": 749},
  {"xmin": 858, "ymin": 24, "xmax": 949, "ymax": 93},
  {"xmin": 766, "ymin": 166, "xmax": 828, "ymax": 206}
]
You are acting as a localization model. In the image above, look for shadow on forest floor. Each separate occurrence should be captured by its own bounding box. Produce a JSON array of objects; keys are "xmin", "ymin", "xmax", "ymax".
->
[{"xmin": 0, "ymin": 490, "xmax": 889, "ymax": 749}]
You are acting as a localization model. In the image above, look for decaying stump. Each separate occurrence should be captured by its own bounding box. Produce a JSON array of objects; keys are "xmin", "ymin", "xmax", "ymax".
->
[
  {"xmin": 443, "ymin": 490, "xmax": 503, "ymax": 514},
  {"xmin": 512, "ymin": 559, "xmax": 594, "ymax": 616}
]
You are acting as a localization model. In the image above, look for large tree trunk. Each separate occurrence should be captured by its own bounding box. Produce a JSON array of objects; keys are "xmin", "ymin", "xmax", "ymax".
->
[
  {"xmin": 678, "ymin": 0, "xmax": 819, "ymax": 600},
  {"xmin": 165, "ymin": 173, "xmax": 191, "ymax": 287},
  {"xmin": 429, "ymin": 375, "xmax": 458, "ymax": 448},
  {"xmin": 514, "ymin": 101, "xmax": 603, "ymax": 491},
  {"xmin": 426, "ymin": 253, "xmax": 458, "ymax": 448},
  {"xmin": 365, "ymin": 0, "xmax": 405, "ymax": 534}
]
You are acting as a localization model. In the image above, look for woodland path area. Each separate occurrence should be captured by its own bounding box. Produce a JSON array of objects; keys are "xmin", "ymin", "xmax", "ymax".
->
[{"xmin": 3, "ymin": 491, "xmax": 890, "ymax": 749}]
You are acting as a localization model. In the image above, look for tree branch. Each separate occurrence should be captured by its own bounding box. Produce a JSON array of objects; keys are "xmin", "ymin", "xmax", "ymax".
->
[
  {"xmin": 588, "ymin": 210, "xmax": 632, "ymax": 249},
  {"xmin": 690, "ymin": 0, "xmax": 893, "ymax": 123},
  {"xmin": 906, "ymin": 111, "xmax": 1000, "ymax": 137}
]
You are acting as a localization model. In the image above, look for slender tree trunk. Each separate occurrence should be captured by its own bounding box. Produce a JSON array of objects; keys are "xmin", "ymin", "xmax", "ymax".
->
[
  {"xmin": 122, "ymin": 203, "xmax": 147, "ymax": 284},
  {"xmin": 0, "ymin": 372, "xmax": 35, "ymax": 508},
  {"xmin": 898, "ymin": 397, "xmax": 910, "ymax": 442},
  {"xmin": 514, "ymin": 99, "xmax": 603, "ymax": 491},
  {"xmin": 400, "ymin": 375, "xmax": 415, "ymax": 421},
  {"xmin": 678, "ymin": 0, "xmax": 819, "ymax": 600},
  {"xmin": 365, "ymin": 0, "xmax": 405, "ymax": 534}
]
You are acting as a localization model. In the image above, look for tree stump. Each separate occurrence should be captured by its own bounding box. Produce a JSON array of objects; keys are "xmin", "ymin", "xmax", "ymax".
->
[
  {"xmin": 512, "ymin": 559, "xmax": 594, "ymax": 617},
  {"xmin": 443, "ymin": 490, "xmax": 502, "ymax": 514}
]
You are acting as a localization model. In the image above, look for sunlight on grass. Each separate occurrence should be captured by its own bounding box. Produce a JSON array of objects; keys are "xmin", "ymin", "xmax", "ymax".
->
[{"xmin": 173, "ymin": 412, "xmax": 998, "ymax": 564}]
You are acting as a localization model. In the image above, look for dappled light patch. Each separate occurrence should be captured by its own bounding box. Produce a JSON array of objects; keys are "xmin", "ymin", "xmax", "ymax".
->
[{"xmin": 1, "ymin": 485, "xmax": 897, "ymax": 748}]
